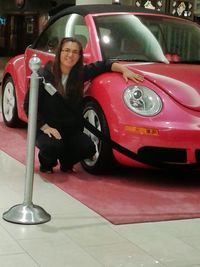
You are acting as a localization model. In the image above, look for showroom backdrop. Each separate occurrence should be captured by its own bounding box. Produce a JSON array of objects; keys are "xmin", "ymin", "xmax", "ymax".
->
[{"xmin": 0, "ymin": 0, "xmax": 199, "ymax": 56}]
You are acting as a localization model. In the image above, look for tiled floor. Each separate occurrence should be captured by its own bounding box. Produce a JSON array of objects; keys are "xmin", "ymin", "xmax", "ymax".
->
[{"xmin": 1, "ymin": 152, "xmax": 200, "ymax": 267}]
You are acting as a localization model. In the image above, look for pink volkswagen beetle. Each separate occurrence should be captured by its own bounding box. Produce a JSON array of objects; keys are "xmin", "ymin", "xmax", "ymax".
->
[{"xmin": 1, "ymin": 4, "xmax": 200, "ymax": 173}]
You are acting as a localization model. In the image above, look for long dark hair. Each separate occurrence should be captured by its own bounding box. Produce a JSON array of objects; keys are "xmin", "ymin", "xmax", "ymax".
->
[{"xmin": 53, "ymin": 37, "xmax": 84, "ymax": 105}]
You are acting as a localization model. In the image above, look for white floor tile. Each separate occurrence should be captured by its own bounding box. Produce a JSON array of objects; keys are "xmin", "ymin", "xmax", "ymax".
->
[
  {"xmin": 83, "ymin": 242, "xmax": 166, "ymax": 267},
  {"xmin": 0, "ymin": 254, "xmax": 39, "ymax": 267},
  {"xmin": 0, "ymin": 226, "xmax": 24, "ymax": 255},
  {"xmin": 18, "ymin": 236, "xmax": 103, "ymax": 267}
]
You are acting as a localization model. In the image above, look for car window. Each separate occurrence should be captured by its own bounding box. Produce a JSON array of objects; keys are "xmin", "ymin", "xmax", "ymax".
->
[
  {"xmin": 140, "ymin": 16, "xmax": 200, "ymax": 63},
  {"xmin": 94, "ymin": 14, "xmax": 167, "ymax": 63},
  {"xmin": 34, "ymin": 14, "xmax": 89, "ymax": 53}
]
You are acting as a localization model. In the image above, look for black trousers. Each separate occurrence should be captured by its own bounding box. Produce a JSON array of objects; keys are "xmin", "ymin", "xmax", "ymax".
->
[{"xmin": 36, "ymin": 130, "xmax": 96, "ymax": 169}]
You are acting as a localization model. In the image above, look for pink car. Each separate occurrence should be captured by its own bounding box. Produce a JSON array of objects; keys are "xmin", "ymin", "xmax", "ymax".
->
[{"xmin": 1, "ymin": 4, "xmax": 200, "ymax": 173}]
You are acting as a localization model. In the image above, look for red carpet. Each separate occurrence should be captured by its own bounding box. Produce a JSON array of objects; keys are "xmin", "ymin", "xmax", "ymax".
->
[{"xmin": 1, "ymin": 117, "xmax": 200, "ymax": 224}]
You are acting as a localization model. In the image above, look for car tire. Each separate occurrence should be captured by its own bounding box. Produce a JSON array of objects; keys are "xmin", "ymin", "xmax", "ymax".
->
[
  {"xmin": 81, "ymin": 100, "xmax": 116, "ymax": 174},
  {"xmin": 1, "ymin": 76, "xmax": 21, "ymax": 127}
]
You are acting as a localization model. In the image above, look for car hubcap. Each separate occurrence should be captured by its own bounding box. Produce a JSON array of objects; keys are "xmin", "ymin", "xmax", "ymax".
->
[
  {"xmin": 83, "ymin": 109, "xmax": 101, "ymax": 166},
  {"xmin": 3, "ymin": 82, "xmax": 15, "ymax": 122}
]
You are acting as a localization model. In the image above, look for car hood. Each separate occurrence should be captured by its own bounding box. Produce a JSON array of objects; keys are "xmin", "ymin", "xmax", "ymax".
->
[{"xmin": 128, "ymin": 63, "xmax": 200, "ymax": 111}]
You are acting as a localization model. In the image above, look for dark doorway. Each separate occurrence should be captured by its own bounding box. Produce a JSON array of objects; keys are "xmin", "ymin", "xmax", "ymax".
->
[{"xmin": 2, "ymin": 15, "xmax": 38, "ymax": 56}]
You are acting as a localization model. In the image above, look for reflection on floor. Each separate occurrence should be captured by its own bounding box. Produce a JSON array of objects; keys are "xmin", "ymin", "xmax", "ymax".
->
[{"xmin": 1, "ymin": 150, "xmax": 200, "ymax": 267}]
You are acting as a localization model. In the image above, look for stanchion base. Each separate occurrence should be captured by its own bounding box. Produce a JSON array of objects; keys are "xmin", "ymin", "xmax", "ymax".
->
[{"xmin": 2, "ymin": 203, "xmax": 51, "ymax": 225}]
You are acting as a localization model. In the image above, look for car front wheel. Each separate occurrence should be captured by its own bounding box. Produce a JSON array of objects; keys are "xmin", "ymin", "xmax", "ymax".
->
[
  {"xmin": 1, "ymin": 76, "xmax": 21, "ymax": 127},
  {"xmin": 81, "ymin": 100, "xmax": 116, "ymax": 174}
]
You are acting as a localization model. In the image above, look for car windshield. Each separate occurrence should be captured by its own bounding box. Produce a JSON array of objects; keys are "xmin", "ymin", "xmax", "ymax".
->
[
  {"xmin": 94, "ymin": 14, "xmax": 200, "ymax": 64},
  {"xmin": 94, "ymin": 14, "xmax": 168, "ymax": 63},
  {"xmin": 139, "ymin": 15, "xmax": 200, "ymax": 64}
]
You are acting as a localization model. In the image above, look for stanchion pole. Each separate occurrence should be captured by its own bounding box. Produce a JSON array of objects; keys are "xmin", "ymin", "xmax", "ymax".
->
[{"xmin": 2, "ymin": 55, "xmax": 51, "ymax": 224}]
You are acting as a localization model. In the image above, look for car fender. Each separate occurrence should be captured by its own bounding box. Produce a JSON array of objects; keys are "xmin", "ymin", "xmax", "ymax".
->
[
  {"xmin": 2, "ymin": 55, "xmax": 28, "ymax": 121},
  {"xmin": 84, "ymin": 72, "xmax": 149, "ymax": 167},
  {"xmin": 84, "ymin": 72, "xmax": 138, "ymax": 142},
  {"xmin": 85, "ymin": 72, "xmax": 159, "ymax": 168}
]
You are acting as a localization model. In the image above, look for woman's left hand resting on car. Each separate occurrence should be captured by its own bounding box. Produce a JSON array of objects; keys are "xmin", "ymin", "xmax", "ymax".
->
[{"xmin": 111, "ymin": 62, "xmax": 144, "ymax": 83}]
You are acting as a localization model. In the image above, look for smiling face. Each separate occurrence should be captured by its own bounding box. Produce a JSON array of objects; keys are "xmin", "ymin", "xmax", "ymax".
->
[{"xmin": 60, "ymin": 41, "xmax": 81, "ymax": 74}]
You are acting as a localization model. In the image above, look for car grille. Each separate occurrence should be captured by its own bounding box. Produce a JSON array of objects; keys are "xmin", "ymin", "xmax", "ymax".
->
[
  {"xmin": 195, "ymin": 150, "xmax": 200, "ymax": 162},
  {"xmin": 138, "ymin": 147, "xmax": 187, "ymax": 163}
]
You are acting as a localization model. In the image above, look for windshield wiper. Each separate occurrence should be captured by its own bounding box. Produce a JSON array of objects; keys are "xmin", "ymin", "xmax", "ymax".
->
[
  {"xmin": 108, "ymin": 57, "xmax": 167, "ymax": 63},
  {"xmin": 108, "ymin": 57, "xmax": 149, "ymax": 62},
  {"xmin": 117, "ymin": 59, "xmax": 150, "ymax": 62}
]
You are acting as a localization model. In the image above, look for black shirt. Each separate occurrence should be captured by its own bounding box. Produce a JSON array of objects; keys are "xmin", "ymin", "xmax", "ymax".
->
[{"xmin": 24, "ymin": 60, "xmax": 113, "ymax": 137}]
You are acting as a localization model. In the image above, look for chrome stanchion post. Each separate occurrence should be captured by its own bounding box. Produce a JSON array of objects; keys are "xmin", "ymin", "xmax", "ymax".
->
[{"xmin": 2, "ymin": 55, "xmax": 51, "ymax": 224}]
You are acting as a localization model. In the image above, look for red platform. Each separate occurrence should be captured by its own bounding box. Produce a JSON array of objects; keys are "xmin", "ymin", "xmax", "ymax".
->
[{"xmin": 1, "ymin": 118, "xmax": 200, "ymax": 224}]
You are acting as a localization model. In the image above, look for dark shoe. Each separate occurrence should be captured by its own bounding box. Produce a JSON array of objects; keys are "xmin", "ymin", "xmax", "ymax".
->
[
  {"xmin": 38, "ymin": 152, "xmax": 58, "ymax": 169},
  {"xmin": 60, "ymin": 165, "xmax": 69, "ymax": 172},
  {"xmin": 60, "ymin": 165, "xmax": 75, "ymax": 173},
  {"xmin": 40, "ymin": 165, "xmax": 53, "ymax": 173}
]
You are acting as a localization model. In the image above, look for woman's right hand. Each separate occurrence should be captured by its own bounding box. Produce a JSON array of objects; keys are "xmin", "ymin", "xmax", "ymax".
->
[{"xmin": 43, "ymin": 127, "xmax": 62, "ymax": 140}]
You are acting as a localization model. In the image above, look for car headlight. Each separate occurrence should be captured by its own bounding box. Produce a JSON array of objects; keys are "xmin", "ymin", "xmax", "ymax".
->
[{"xmin": 123, "ymin": 85, "xmax": 162, "ymax": 116}]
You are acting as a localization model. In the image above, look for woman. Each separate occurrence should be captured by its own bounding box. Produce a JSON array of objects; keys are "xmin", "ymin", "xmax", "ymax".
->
[{"xmin": 24, "ymin": 37, "xmax": 143, "ymax": 173}]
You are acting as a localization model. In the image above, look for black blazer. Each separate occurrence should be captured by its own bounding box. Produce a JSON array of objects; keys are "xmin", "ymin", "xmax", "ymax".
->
[{"xmin": 24, "ymin": 60, "xmax": 113, "ymax": 137}]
